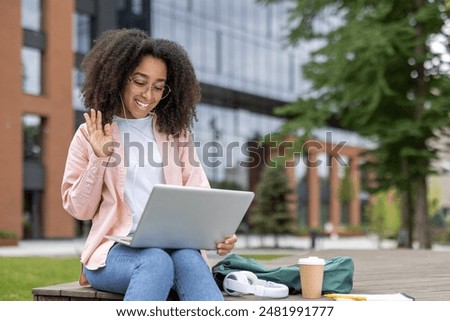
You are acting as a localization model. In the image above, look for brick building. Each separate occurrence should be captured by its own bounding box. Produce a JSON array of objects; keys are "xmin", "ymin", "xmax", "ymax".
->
[{"xmin": 1, "ymin": 0, "xmax": 75, "ymax": 240}]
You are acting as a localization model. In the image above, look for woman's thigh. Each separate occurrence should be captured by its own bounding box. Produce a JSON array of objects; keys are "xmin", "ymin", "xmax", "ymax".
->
[
  {"xmin": 170, "ymin": 249, "xmax": 224, "ymax": 301},
  {"xmin": 83, "ymin": 244, "xmax": 174, "ymax": 295}
]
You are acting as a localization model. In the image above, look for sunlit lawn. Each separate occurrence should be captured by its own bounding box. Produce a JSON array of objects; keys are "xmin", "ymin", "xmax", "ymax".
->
[{"xmin": 0, "ymin": 257, "xmax": 80, "ymax": 301}]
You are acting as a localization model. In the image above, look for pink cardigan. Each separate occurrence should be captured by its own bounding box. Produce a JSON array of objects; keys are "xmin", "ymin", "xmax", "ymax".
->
[{"xmin": 61, "ymin": 116, "xmax": 210, "ymax": 285}]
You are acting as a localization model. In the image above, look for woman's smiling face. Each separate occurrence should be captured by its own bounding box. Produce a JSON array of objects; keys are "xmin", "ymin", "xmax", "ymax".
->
[{"xmin": 120, "ymin": 55, "xmax": 168, "ymax": 119}]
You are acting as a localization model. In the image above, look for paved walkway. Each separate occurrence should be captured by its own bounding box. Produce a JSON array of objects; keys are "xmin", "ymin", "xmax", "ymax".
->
[{"xmin": 0, "ymin": 238, "xmax": 85, "ymax": 257}]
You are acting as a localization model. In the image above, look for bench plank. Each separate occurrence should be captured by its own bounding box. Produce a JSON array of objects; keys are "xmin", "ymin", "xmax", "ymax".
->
[{"xmin": 33, "ymin": 282, "xmax": 123, "ymax": 301}]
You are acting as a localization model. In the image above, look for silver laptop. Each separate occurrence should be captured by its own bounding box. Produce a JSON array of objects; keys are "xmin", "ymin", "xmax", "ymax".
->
[{"xmin": 106, "ymin": 184, "xmax": 255, "ymax": 249}]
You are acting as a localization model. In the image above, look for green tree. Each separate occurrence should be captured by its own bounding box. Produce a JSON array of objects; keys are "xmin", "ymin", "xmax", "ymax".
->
[
  {"xmin": 264, "ymin": 0, "xmax": 450, "ymax": 248},
  {"xmin": 365, "ymin": 190, "xmax": 401, "ymax": 244},
  {"xmin": 339, "ymin": 167, "xmax": 354, "ymax": 203},
  {"xmin": 250, "ymin": 160, "xmax": 295, "ymax": 247}
]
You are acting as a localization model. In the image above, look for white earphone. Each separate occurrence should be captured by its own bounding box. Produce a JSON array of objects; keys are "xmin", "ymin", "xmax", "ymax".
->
[{"xmin": 223, "ymin": 271, "xmax": 289, "ymax": 298}]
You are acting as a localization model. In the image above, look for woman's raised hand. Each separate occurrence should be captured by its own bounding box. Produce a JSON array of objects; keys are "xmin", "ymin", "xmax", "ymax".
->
[{"xmin": 81, "ymin": 109, "xmax": 113, "ymax": 157}]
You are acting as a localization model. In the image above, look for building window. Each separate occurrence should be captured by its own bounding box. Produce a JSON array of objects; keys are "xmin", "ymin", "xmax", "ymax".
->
[
  {"xmin": 21, "ymin": 0, "xmax": 41, "ymax": 31},
  {"xmin": 21, "ymin": 47, "xmax": 42, "ymax": 96},
  {"xmin": 23, "ymin": 114, "xmax": 43, "ymax": 161},
  {"xmin": 22, "ymin": 0, "xmax": 43, "ymax": 96},
  {"xmin": 73, "ymin": 10, "xmax": 93, "ymax": 111},
  {"xmin": 72, "ymin": 68, "xmax": 85, "ymax": 110},
  {"xmin": 131, "ymin": 0, "xmax": 143, "ymax": 15},
  {"xmin": 73, "ymin": 12, "xmax": 92, "ymax": 55},
  {"xmin": 117, "ymin": 0, "xmax": 151, "ymax": 31},
  {"xmin": 23, "ymin": 114, "xmax": 45, "ymax": 239}
]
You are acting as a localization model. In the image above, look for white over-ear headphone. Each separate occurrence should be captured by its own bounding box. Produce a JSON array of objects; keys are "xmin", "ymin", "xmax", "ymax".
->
[{"xmin": 223, "ymin": 271, "xmax": 289, "ymax": 298}]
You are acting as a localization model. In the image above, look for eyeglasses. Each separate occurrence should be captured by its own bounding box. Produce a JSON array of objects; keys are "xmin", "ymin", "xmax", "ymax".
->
[{"xmin": 128, "ymin": 77, "xmax": 171, "ymax": 100}]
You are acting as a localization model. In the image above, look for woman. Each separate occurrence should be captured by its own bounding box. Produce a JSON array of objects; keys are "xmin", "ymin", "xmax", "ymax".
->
[{"xmin": 61, "ymin": 28, "xmax": 236, "ymax": 301}]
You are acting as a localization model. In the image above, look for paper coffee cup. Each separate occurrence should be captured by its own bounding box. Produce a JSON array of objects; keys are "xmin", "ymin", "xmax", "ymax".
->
[{"xmin": 298, "ymin": 256, "xmax": 325, "ymax": 299}]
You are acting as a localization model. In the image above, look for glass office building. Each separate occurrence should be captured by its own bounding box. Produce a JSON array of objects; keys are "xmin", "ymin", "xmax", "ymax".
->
[
  {"xmin": 150, "ymin": 0, "xmax": 306, "ymax": 188},
  {"xmin": 151, "ymin": 0, "xmax": 304, "ymax": 102}
]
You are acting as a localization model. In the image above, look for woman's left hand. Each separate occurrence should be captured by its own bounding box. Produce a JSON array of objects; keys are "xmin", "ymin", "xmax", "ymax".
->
[{"xmin": 216, "ymin": 234, "xmax": 237, "ymax": 256}]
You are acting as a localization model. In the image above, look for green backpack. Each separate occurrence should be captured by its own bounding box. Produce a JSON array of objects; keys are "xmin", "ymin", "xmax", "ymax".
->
[{"xmin": 212, "ymin": 254, "xmax": 354, "ymax": 295}]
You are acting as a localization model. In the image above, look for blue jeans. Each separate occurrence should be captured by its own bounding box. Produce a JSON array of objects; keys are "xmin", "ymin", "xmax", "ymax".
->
[{"xmin": 83, "ymin": 244, "xmax": 224, "ymax": 301}]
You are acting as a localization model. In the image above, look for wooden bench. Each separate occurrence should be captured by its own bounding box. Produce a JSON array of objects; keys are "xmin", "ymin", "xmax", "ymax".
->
[
  {"xmin": 32, "ymin": 282, "xmax": 199, "ymax": 301},
  {"xmin": 32, "ymin": 282, "xmax": 124, "ymax": 301}
]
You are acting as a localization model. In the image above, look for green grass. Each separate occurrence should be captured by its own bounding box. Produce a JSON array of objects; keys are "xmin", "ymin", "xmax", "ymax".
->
[
  {"xmin": 0, "ymin": 257, "xmax": 80, "ymax": 301},
  {"xmin": 239, "ymin": 254, "xmax": 289, "ymax": 260}
]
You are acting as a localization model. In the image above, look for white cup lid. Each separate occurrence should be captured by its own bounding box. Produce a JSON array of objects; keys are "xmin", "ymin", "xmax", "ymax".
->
[{"xmin": 298, "ymin": 256, "xmax": 325, "ymax": 265}]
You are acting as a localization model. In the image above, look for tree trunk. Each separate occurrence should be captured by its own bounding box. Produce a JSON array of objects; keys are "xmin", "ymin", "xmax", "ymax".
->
[
  {"xmin": 412, "ymin": 0, "xmax": 431, "ymax": 249},
  {"xmin": 414, "ymin": 175, "xmax": 431, "ymax": 248},
  {"xmin": 407, "ymin": 186, "xmax": 414, "ymax": 248},
  {"xmin": 399, "ymin": 159, "xmax": 413, "ymax": 248},
  {"xmin": 399, "ymin": 189, "xmax": 413, "ymax": 248}
]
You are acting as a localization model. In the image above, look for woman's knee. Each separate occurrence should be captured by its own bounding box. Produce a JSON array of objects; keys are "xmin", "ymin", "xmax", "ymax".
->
[
  {"xmin": 137, "ymin": 248, "xmax": 174, "ymax": 272},
  {"xmin": 171, "ymin": 249, "xmax": 206, "ymax": 268}
]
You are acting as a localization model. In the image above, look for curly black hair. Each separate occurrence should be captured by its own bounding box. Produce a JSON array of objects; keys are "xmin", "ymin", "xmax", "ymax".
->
[{"xmin": 80, "ymin": 28, "xmax": 201, "ymax": 136}]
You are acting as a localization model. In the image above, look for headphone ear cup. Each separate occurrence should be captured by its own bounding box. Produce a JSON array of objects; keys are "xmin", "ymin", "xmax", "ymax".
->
[
  {"xmin": 239, "ymin": 271, "xmax": 258, "ymax": 284},
  {"xmin": 223, "ymin": 272, "xmax": 251, "ymax": 296}
]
